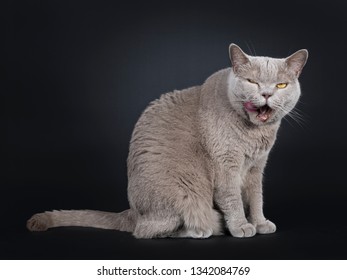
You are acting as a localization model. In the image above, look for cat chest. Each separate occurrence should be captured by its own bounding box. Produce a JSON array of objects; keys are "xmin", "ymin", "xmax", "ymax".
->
[
  {"xmin": 241, "ymin": 139, "xmax": 272, "ymax": 175},
  {"xmin": 240, "ymin": 149, "xmax": 268, "ymax": 181},
  {"xmin": 243, "ymin": 132, "xmax": 274, "ymax": 159},
  {"xmin": 244, "ymin": 142, "xmax": 270, "ymax": 160},
  {"xmin": 243, "ymin": 151, "xmax": 265, "ymax": 168}
]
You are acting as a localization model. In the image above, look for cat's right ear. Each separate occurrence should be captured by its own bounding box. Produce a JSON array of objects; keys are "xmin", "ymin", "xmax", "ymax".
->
[{"xmin": 229, "ymin": 44, "xmax": 250, "ymax": 72}]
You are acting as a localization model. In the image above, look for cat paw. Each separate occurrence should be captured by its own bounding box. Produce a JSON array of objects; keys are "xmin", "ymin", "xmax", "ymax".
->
[
  {"xmin": 256, "ymin": 220, "xmax": 276, "ymax": 234},
  {"xmin": 173, "ymin": 228, "xmax": 213, "ymax": 239},
  {"xmin": 189, "ymin": 229, "xmax": 213, "ymax": 239},
  {"xmin": 229, "ymin": 223, "xmax": 256, "ymax": 238},
  {"xmin": 27, "ymin": 213, "xmax": 51, "ymax": 231}
]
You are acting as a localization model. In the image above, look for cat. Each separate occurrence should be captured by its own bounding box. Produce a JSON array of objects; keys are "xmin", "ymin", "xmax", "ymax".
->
[{"xmin": 27, "ymin": 44, "xmax": 308, "ymax": 239}]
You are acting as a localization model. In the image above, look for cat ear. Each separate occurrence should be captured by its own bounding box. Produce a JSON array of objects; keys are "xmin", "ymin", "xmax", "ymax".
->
[
  {"xmin": 285, "ymin": 49, "xmax": 308, "ymax": 77},
  {"xmin": 229, "ymin": 44, "xmax": 250, "ymax": 72}
]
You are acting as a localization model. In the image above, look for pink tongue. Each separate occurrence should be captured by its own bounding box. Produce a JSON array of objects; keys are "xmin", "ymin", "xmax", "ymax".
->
[
  {"xmin": 257, "ymin": 113, "xmax": 269, "ymax": 122},
  {"xmin": 244, "ymin": 101, "xmax": 258, "ymax": 112},
  {"xmin": 257, "ymin": 107, "xmax": 269, "ymax": 122}
]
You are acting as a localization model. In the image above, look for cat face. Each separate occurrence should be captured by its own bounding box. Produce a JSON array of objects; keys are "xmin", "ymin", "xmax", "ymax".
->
[{"xmin": 227, "ymin": 44, "xmax": 308, "ymax": 125}]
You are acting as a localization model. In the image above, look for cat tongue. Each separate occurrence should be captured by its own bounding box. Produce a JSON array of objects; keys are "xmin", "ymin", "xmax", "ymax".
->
[
  {"xmin": 244, "ymin": 101, "xmax": 258, "ymax": 112},
  {"xmin": 257, "ymin": 106, "xmax": 270, "ymax": 122},
  {"xmin": 244, "ymin": 102, "xmax": 271, "ymax": 122}
]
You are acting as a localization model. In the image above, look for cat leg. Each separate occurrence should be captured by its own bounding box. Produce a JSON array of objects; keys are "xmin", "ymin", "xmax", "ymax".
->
[
  {"xmin": 243, "ymin": 159, "xmax": 276, "ymax": 234},
  {"xmin": 214, "ymin": 166, "xmax": 256, "ymax": 238},
  {"xmin": 132, "ymin": 214, "xmax": 181, "ymax": 239},
  {"xmin": 176, "ymin": 197, "xmax": 223, "ymax": 239}
]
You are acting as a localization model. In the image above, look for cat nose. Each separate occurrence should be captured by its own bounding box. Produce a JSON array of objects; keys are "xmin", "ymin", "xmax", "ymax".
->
[{"xmin": 262, "ymin": 93, "xmax": 272, "ymax": 100}]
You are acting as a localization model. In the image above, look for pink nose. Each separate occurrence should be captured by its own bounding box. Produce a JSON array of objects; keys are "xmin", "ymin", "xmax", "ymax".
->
[{"xmin": 262, "ymin": 93, "xmax": 272, "ymax": 100}]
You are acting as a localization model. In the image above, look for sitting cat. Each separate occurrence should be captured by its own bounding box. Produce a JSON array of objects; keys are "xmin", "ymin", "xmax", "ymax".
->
[{"xmin": 27, "ymin": 43, "xmax": 308, "ymax": 238}]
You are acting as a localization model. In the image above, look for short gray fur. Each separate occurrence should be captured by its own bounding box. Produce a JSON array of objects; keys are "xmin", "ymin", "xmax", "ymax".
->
[{"xmin": 27, "ymin": 44, "xmax": 308, "ymax": 239}]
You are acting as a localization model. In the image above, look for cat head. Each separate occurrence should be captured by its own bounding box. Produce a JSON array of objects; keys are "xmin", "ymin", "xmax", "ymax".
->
[{"xmin": 227, "ymin": 43, "xmax": 308, "ymax": 125}]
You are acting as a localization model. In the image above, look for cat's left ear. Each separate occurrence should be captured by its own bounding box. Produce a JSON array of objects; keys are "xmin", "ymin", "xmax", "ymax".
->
[{"xmin": 285, "ymin": 49, "xmax": 308, "ymax": 77}]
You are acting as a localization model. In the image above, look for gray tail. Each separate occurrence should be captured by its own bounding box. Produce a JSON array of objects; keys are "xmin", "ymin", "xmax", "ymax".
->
[{"xmin": 27, "ymin": 209, "xmax": 136, "ymax": 232}]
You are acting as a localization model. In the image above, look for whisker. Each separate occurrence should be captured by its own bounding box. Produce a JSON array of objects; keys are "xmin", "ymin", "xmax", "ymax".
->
[
  {"xmin": 271, "ymin": 102, "xmax": 308, "ymax": 129},
  {"xmin": 288, "ymin": 113, "xmax": 306, "ymax": 128},
  {"xmin": 296, "ymin": 99, "xmax": 308, "ymax": 105},
  {"xmin": 245, "ymin": 41, "xmax": 254, "ymax": 56},
  {"xmin": 249, "ymin": 40, "xmax": 257, "ymax": 56},
  {"xmin": 289, "ymin": 107, "xmax": 310, "ymax": 124},
  {"xmin": 283, "ymin": 115, "xmax": 297, "ymax": 129}
]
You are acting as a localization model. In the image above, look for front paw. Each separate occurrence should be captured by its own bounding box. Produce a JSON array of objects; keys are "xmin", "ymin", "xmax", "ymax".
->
[
  {"xmin": 229, "ymin": 223, "xmax": 256, "ymax": 238},
  {"xmin": 255, "ymin": 220, "xmax": 276, "ymax": 234}
]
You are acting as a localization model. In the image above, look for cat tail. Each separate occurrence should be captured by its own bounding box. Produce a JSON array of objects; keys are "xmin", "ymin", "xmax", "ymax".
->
[{"xmin": 26, "ymin": 209, "xmax": 136, "ymax": 233}]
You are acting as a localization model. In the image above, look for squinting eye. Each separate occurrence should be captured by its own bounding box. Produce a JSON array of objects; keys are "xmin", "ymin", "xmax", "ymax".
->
[
  {"xmin": 276, "ymin": 83, "xmax": 288, "ymax": 89},
  {"xmin": 247, "ymin": 79, "xmax": 258, "ymax": 84}
]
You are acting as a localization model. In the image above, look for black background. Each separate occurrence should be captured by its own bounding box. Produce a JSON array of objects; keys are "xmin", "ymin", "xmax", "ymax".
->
[{"xmin": 3, "ymin": 0, "xmax": 347, "ymax": 259}]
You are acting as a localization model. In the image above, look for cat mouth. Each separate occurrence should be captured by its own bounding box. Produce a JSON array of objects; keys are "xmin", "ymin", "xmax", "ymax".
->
[{"xmin": 244, "ymin": 101, "xmax": 273, "ymax": 122}]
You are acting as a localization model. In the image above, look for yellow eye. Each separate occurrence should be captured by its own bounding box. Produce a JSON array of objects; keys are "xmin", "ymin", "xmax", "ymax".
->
[
  {"xmin": 247, "ymin": 79, "xmax": 258, "ymax": 84},
  {"xmin": 276, "ymin": 83, "xmax": 288, "ymax": 89}
]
